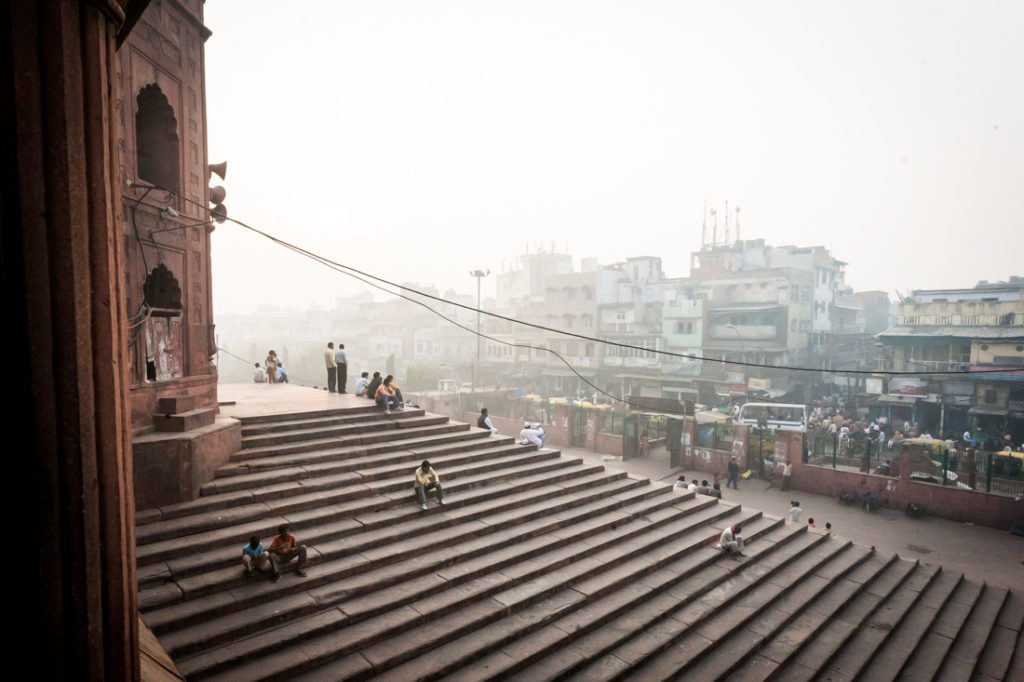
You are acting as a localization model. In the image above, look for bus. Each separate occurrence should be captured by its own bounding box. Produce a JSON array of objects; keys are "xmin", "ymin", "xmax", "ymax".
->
[{"xmin": 736, "ymin": 402, "xmax": 807, "ymax": 432}]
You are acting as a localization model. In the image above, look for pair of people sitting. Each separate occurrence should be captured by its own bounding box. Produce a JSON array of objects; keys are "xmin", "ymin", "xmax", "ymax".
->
[
  {"xmin": 520, "ymin": 422, "xmax": 546, "ymax": 448},
  {"xmin": 358, "ymin": 371, "xmax": 404, "ymax": 413},
  {"xmin": 241, "ymin": 523, "xmax": 309, "ymax": 582}
]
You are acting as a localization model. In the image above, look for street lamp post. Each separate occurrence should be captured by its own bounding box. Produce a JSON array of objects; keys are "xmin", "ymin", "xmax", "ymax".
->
[{"xmin": 469, "ymin": 269, "xmax": 490, "ymax": 394}]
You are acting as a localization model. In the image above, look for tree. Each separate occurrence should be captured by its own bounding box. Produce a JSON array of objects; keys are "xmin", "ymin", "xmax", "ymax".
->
[{"xmin": 386, "ymin": 353, "xmax": 396, "ymax": 377}]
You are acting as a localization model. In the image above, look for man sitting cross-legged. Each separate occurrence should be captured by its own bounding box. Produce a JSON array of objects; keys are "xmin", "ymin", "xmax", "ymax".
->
[{"xmin": 269, "ymin": 523, "xmax": 309, "ymax": 583}]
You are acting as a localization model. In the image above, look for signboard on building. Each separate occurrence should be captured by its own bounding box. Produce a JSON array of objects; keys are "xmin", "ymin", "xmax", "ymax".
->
[
  {"xmin": 748, "ymin": 377, "xmax": 771, "ymax": 391},
  {"xmin": 866, "ymin": 378, "xmax": 884, "ymax": 395},
  {"xmin": 889, "ymin": 377, "xmax": 927, "ymax": 395},
  {"xmin": 943, "ymin": 381, "xmax": 974, "ymax": 396}
]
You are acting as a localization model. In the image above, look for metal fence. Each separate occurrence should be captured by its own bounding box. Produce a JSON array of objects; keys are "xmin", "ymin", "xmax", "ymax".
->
[
  {"xmin": 696, "ymin": 422, "xmax": 735, "ymax": 453},
  {"xmin": 807, "ymin": 431, "xmax": 899, "ymax": 476},
  {"xmin": 806, "ymin": 429, "xmax": 1024, "ymax": 498}
]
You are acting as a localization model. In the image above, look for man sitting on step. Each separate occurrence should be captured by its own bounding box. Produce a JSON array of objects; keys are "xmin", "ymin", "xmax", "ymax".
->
[
  {"xmin": 414, "ymin": 460, "xmax": 447, "ymax": 511},
  {"xmin": 269, "ymin": 524, "xmax": 309, "ymax": 583},
  {"xmin": 241, "ymin": 535, "xmax": 271, "ymax": 577},
  {"xmin": 717, "ymin": 524, "xmax": 747, "ymax": 560}
]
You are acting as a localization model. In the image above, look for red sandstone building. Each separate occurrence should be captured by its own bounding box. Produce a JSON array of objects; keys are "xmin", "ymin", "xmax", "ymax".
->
[{"xmin": 4, "ymin": 1, "xmax": 222, "ymax": 678}]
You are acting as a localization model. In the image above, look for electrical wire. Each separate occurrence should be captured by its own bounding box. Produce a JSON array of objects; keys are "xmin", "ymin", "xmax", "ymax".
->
[{"xmin": 134, "ymin": 182, "xmax": 1018, "ymax": 380}]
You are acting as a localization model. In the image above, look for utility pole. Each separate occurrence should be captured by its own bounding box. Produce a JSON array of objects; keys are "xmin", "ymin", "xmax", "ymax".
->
[{"xmin": 469, "ymin": 268, "xmax": 490, "ymax": 394}]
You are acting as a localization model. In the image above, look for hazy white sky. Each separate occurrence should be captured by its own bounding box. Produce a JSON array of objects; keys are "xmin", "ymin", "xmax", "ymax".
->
[{"xmin": 205, "ymin": 1, "xmax": 1023, "ymax": 314}]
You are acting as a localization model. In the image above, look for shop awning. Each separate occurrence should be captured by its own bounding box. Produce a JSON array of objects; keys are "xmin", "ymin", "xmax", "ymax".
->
[
  {"xmin": 968, "ymin": 406, "xmax": 1009, "ymax": 417},
  {"xmin": 876, "ymin": 395, "xmax": 920, "ymax": 405}
]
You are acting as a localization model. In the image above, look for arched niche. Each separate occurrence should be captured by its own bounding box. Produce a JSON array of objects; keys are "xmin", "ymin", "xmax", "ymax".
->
[{"xmin": 136, "ymin": 83, "xmax": 180, "ymax": 190}]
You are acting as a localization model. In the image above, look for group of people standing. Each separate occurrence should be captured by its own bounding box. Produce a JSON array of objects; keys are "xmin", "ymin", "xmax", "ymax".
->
[{"xmin": 324, "ymin": 342, "xmax": 348, "ymax": 393}]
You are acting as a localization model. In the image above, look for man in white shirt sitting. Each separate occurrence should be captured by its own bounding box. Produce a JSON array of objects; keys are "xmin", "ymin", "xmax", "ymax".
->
[
  {"xmin": 253, "ymin": 362, "xmax": 267, "ymax": 383},
  {"xmin": 718, "ymin": 524, "xmax": 746, "ymax": 560},
  {"xmin": 354, "ymin": 372, "xmax": 370, "ymax": 397}
]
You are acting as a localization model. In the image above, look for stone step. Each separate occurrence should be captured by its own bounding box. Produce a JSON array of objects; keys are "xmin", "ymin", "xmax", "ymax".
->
[
  {"xmin": 156, "ymin": 486, "xmax": 703, "ymax": 658},
  {"xmin": 201, "ymin": 439, "xmax": 531, "ymax": 497},
  {"xmin": 141, "ymin": 468, "xmax": 646, "ymax": 591},
  {"xmin": 158, "ymin": 395, "xmax": 197, "ymax": 413},
  {"xmin": 871, "ymin": 574, "xmax": 984, "ymax": 682},
  {"xmin": 656, "ymin": 539, "xmax": 874, "ymax": 681},
  {"xmin": 226, "ymin": 425, "xmax": 487, "ymax": 467},
  {"xmin": 722, "ymin": 550, "xmax": 899, "ymax": 682},
  {"xmin": 140, "ymin": 446, "xmax": 559, "ymax": 544},
  {"xmin": 239, "ymin": 413, "xmax": 445, "ymax": 449},
  {"xmin": 558, "ymin": 527, "xmax": 829, "ymax": 682},
  {"xmin": 773, "ymin": 556, "xmax": 923, "ymax": 681},
  {"xmin": 401, "ymin": 517, "xmax": 804, "ymax": 682},
  {"xmin": 238, "ymin": 406, "xmax": 382, "ymax": 426},
  {"xmin": 137, "ymin": 446, "xmax": 569, "ymax": 548},
  {"xmin": 239, "ymin": 408, "xmax": 427, "ymax": 437},
  {"xmin": 357, "ymin": 514, "xmax": 789, "ymax": 682},
  {"xmin": 853, "ymin": 569, "xmax": 964, "ymax": 681},
  {"xmin": 137, "ymin": 463, "xmax": 624, "ymax": 608},
  {"xmin": 143, "ymin": 476, "xmax": 660, "ymax": 633},
  {"xmin": 153, "ymin": 406, "xmax": 217, "ymax": 432},
  {"xmin": 935, "ymin": 583, "xmax": 1010, "ymax": 679},
  {"xmin": 621, "ymin": 534, "xmax": 853, "ymax": 681},
  {"xmin": 809, "ymin": 561, "xmax": 942, "ymax": 682},
  {"xmin": 973, "ymin": 590, "xmax": 1024, "ymax": 681},
  {"xmin": 183, "ymin": 500, "xmax": 757, "ymax": 681}
]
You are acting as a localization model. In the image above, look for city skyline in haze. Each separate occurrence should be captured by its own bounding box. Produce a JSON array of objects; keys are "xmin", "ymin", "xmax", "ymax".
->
[{"xmin": 204, "ymin": 1, "xmax": 1023, "ymax": 314}]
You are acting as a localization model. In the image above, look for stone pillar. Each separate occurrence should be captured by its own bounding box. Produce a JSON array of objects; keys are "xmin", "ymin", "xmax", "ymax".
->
[{"xmin": 3, "ymin": 2, "xmax": 137, "ymax": 679}]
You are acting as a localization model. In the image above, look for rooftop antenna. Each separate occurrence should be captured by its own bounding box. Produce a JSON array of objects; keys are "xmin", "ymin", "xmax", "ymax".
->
[
  {"xmin": 701, "ymin": 199, "xmax": 708, "ymax": 248},
  {"xmin": 710, "ymin": 206, "xmax": 718, "ymax": 245},
  {"xmin": 735, "ymin": 205, "xmax": 742, "ymax": 244},
  {"xmin": 723, "ymin": 200, "xmax": 730, "ymax": 245}
]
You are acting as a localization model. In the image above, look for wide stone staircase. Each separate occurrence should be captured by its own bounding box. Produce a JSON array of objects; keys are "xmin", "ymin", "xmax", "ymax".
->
[{"xmin": 136, "ymin": 405, "xmax": 1024, "ymax": 681}]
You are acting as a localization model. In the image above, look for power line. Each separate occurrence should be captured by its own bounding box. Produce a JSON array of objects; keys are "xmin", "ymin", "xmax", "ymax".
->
[{"xmin": 137, "ymin": 182, "xmax": 1018, "ymax": 379}]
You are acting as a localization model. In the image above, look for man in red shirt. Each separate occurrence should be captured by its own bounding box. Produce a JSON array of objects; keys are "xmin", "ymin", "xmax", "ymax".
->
[{"xmin": 269, "ymin": 523, "xmax": 308, "ymax": 583}]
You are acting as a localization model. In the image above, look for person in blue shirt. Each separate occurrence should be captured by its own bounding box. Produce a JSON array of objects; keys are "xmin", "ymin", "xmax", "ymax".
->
[{"xmin": 242, "ymin": 535, "xmax": 271, "ymax": 577}]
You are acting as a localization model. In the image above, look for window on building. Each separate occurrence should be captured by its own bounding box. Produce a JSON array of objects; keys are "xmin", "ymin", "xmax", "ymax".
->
[
  {"xmin": 984, "ymin": 389, "xmax": 997, "ymax": 405},
  {"xmin": 135, "ymin": 84, "xmax": 180, "ymax": 191},
  {"xmin": 791, "ymin": 319, "xmax": 798, "ymax": 332}
]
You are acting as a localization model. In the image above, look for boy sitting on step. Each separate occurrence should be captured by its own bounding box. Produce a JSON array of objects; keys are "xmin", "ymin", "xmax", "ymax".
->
[{"xmin": 242, "ymin": 535, "xmax": 271, "ymax": 577}]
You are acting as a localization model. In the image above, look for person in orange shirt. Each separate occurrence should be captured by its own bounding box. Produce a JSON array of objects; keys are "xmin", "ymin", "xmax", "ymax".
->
[
  {"xmin": 268, "ymin": 523, "xmax": 308, "ymax": 583},
  {"xmin": 375, "ymin": 375, "xmax": 399, "ymax": 414}
]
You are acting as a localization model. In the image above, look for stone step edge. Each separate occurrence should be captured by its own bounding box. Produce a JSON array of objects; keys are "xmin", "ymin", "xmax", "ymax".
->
[
  {"xmin": 175, "ymin": 504, "xmax": 759, "ymax": 679},
  {"xmin": 139, "ymin": 471, "xmax": 650, "ymax": 591},
  {"xmin": 229, "ymin": 423, "xmax": 476, "ymax": 462},
  {"xmin": 156, "ymin": 490, "xmax": 714, "ymax": 656},
  {"xmin": 136, "ymin": 458, "xmax": 604, "ymax": 568},
  {"xmin": 138, "ymin": 448, "xmax": 566, "ymax": 544}
]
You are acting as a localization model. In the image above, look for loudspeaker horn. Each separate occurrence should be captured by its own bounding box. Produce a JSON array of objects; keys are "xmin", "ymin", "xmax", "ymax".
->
[
  {"xmin": 210, "ymin": 185, "xmax": 226, "ymax": 204},
  {"xmin": 211, "ymin": 203, "xmax": 228, "ymax": 224},
  {"xmin": 208, "ymin": 161, "xmax": 228, "ymax": 180}
]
